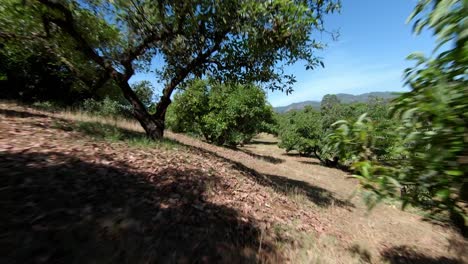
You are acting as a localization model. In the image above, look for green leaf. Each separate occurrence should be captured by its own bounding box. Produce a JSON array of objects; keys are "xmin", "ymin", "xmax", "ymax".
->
[
  {"xmin": 446, "ymin": 170, "xmax": 463, "ymax": 176},
  {"xmin": 436, "ymin": 189, "xmax": 450, "ymax": 200}
]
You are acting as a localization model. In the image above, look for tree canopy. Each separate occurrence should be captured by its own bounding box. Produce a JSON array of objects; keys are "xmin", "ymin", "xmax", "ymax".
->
[
  {"xmin": 168, "ymin": 79, "xmax": 274, "ymax": 146},
  {"xmin": 327, "ymin": 0, "xmax": 467, "ymax": 235},
  {"xmin": 0, "ymin": 0, "xmax": 340, "ymax": 139}
]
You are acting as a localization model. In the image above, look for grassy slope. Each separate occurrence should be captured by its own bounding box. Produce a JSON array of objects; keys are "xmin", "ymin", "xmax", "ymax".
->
[{"xmin": 0, "ymin": 102, "xmax": 466, "ymax": 263}]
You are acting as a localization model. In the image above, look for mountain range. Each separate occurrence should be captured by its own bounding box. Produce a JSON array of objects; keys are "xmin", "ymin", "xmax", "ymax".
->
[{"xmin": 273, "ymin": 92, "xmax": 398, "ymax": 113}]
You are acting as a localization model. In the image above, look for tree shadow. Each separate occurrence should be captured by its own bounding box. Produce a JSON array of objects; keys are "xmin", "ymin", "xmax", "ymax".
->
[
  {"xmin": 13, "ymin": 110, "xmax": 352, "ymax": 209},
  {"xmin": 299, "ymin": 160, "xmax": 321, "ymax": 166},
  {"xmin": 420, "ymin": 214, "xmax": 468, "ymax": 238},
  {"xmin": 172, "ymin": 142, "xmax": 354, "ymax": 209},
  {"xmin": 281, "ymin": 152, "xmax": 302, "ymax": 157},
  {"xmin": 247, "ymin": 140, "xmax": 278, "ymax": 145},
  {"xmin": 0, "ymin": 108, "xmax": 49, "ymax": 118},
  {"xmin": 237, "ymin": 148, "xmax": 284, "ymax": 164},
  {"xmin": 258, "ymin": 173, "xmax": 354, "ymax": 208},
  {"xmin": 380, "ymin": 246, "xmax": 462, "ymax": 264},
  {"xmin": 0, "ymin": 151, "xmax": 281, "ymax": 263},
  {"xmin": 348, "ymin": 244, "xmax": 372, "ymax": 263}
]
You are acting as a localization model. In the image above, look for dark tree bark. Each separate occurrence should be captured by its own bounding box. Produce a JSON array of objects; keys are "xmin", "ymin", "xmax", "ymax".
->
[{"xmin": 113, "ymin": 78, "xmax": 164, "ymax": 139}]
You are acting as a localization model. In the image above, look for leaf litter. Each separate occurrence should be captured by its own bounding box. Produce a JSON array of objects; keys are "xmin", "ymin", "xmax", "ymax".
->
[{"xmin": 0, "ymin": 104, "xmax": 322, "ymax": 263}]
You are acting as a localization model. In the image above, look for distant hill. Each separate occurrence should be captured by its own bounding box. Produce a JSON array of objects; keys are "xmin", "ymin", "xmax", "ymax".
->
[
  {"xmin": 274, "ymin": 100, "xmax": 322, "ymax": 113},
  {"xmin": 274, "ymin": 92, "xmax": 398, "ymax": 113}
]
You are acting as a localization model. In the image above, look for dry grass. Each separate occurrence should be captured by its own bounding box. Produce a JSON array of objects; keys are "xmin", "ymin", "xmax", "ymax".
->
[
  {"xmin": 272, "ymin": 224, "xmax": 367, "ymax": 264},
  {"xmin": 284, "ymin": 186, "xmax": 311, "ymax": 206},
  {"xmin": 55, "ymin": 110, "xmax": 144, "ymax": 132}
]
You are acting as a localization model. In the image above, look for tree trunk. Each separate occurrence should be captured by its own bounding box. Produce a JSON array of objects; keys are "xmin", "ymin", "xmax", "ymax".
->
[
  {"xmin": 130, "ymin": 100, "xmax": 165, "ymax": 140},
  {"xmin": 116, "ymin": 79, "xmax": 165, "ymax": 140},
  {"xmin": 138, "ymin": 115, "xmax": 165, "ymax": 140}
]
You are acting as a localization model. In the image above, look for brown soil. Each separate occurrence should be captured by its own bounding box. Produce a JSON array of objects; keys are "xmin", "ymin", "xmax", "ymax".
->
[
  {"xmin": 167, "ymin": 134, "xmax": 468, "ymax": 264},
  {"xmin": 0, "ymin": 103, "xmax": 466, "ymax": 263}
]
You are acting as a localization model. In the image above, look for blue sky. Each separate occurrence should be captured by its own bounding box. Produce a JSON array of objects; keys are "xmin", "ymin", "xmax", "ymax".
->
[
  {"xmin": 268, "ymin": 0, "xmax": 436, "ymax": 107},
  {"xmin": 131, "ymin": 0, "xmax": 436, "ymax": 107}
]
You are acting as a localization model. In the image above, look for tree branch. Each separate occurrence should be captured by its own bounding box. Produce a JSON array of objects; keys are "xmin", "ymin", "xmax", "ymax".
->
[
  {"xmin": 0, "ymin": 29, "xmax": 109, "ymax": 92},
  {"xmin": 36, "ymin": 0, "xmax": 152, "ymax": 123},
  {"xmin": 153, "ymin": 30, "xmax": 228, "ymax": 119},
  {"xmin": 37, "ymin": 0, "xmax": 113, "ymax": 74}
]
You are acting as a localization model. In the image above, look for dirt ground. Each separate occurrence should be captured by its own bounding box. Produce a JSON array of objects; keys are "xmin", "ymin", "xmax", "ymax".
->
[
  {"xmin": 1, "ymin": 102, "xmax": 466, "ymax": 263},
  {"xmin": 168, "ymin": 133, "xmax": 468, "ymax": 264}
]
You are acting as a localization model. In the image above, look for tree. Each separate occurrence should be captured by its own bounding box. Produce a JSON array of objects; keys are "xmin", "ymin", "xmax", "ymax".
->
[
  {"xmin": 168, "ymin": 79, "xmax": 274, "ymax": 146},
  {"xmin": 277, "ymin": 97, "xmax": 400, "ymax": 167},
  {"xmin": 0, "ymin": 0, "xmax": 110, "ymax": 104},
  {"xmin": 351, "ymin": 0, "xmax": 467, "ymax": 235},
  {"xmin": 320, "ymin": 94, "xmax": 345, "ymax": 130},
  {"xmin": 2, "ymin": 0, "xmax": 340, "ymax": 139},
  {"xmin": 167, "ymin": 79, "xmax": 210, "ymax": 134},
  {"xmin": 277, "ymin": 106, "xmax": 323, "ymax": 156}
]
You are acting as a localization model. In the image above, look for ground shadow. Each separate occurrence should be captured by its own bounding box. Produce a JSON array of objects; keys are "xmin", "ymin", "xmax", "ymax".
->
[
  {"xmin": 237, "ymin": 148, "xmax": 284, "ymax": 164},
  {"xmin": 247, "ymin": 140, "xmax": 278, "ymax": 145},
  {"xmin": 0, "ymin": 151, "xmax": 281, "ymax": 263},
  {"xmin": 281, "ymin": 152, "xmax": 303, "ymax": 157},
  {"xmin": 259, "ymin": 173, "xmax": 354, "ymax": 208},
  {"xmin": 299, "ymin": 160, "xmax": 321, "ymax": 166},
  {"xmin": 172, "ymin": 142, "xmax": 354, "ymax": 209},
  {"xmin": 0, "ymin": 108, "xmax": 49, "ymax": 119},
  {"xmin": 348, "ymin": 244, "xmax": 372, "ymax": 263},
  {"xmin": 8, "ymin": 109, "xmax": 352, "ymax": 209},
  {"xmin": 380, "ymin": 246, "xmax": 462, "ymax": 264},
  {"xmin": 420, "ymin": 214, "xmax": 468, "ymax": 238}
]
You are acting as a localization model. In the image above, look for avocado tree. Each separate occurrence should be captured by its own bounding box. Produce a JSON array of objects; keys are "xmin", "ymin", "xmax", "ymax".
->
[
  {"xmin": 168, "ymin": 79, "xmax": 274, "ymax": 146},
  {"xmin": 166, "ymin": 79, "xmax": 210, "ymax": 135},
  {"xmin": 2, "ymin": 0, "xmax": 340, "ymax": 139},
  {"xmin": 277, "ymin": 106, "xmax": 323, "ymax": 156},
  {"xmin": 350, "ymin": 0, "xmax": 467, "ymax": 234}
]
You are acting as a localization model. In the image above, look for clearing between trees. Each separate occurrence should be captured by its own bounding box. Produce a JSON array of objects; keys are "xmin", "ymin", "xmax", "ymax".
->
[{"xmin": 1, "ymin": 102, "xmax": 466, "ymax": 263}]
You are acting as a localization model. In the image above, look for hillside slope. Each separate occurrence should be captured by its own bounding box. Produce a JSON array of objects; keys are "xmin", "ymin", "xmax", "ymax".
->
[
  {"xmin": 0, "ymin": 104, "xmax": 319, "ymax": 263},
  {"xmin": 1, "ymin": 102, "xmax": 465, "ymax": 263}
]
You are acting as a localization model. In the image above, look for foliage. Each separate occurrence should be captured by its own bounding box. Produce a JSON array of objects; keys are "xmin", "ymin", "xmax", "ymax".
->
[
  {"xmin": 325, "ymin": 114, "xmax": 377, "ymax": 167},
  {"xmin": 168, "ymin": 79, "xmax": 274, "ymax": 146},
  {"xmin": 348, "ymin": 0, "xmax": 467, "ymax": 233},
  {"xmin": 80, "ymin": 98, "xmax": 130, "ymax": 118},
  {"xmin": 167, "ymin": 79, "xmax": 210, "ymax": 134},
  {"xmin": 79, "ymin": 82, "xmax": 154, "ymax": 118},
  {"xmin": 322, "ymin": 98, "xmax": 402, "ymax": 163},
  {"xmin": 132, "ymin": 81, "xmax": 155, "ymax": 107},
  {"xmin": 0, "ymin": 0, "xmax": 340, "ymax": 139},
  {"xmin": 320, "ymin": 94, "xmax": 344, "ymax": 130},
  {"xmin": 277, "ymin": 106, "xmax": 322, "ymax": 156},
  {"xmin": 32, "ymin": 101, "xmax": 61, "ymax": 112},
  {"xmin": 0, "ymin": 0, "xmax": 111, "ymax": 104},
  {"xmin": 260, "ymin": 111, "xmax": 280, "ymax": 136},
  {"xmin": 277, "ymin": 95, "xmax": 398, "ymax": 164}
]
